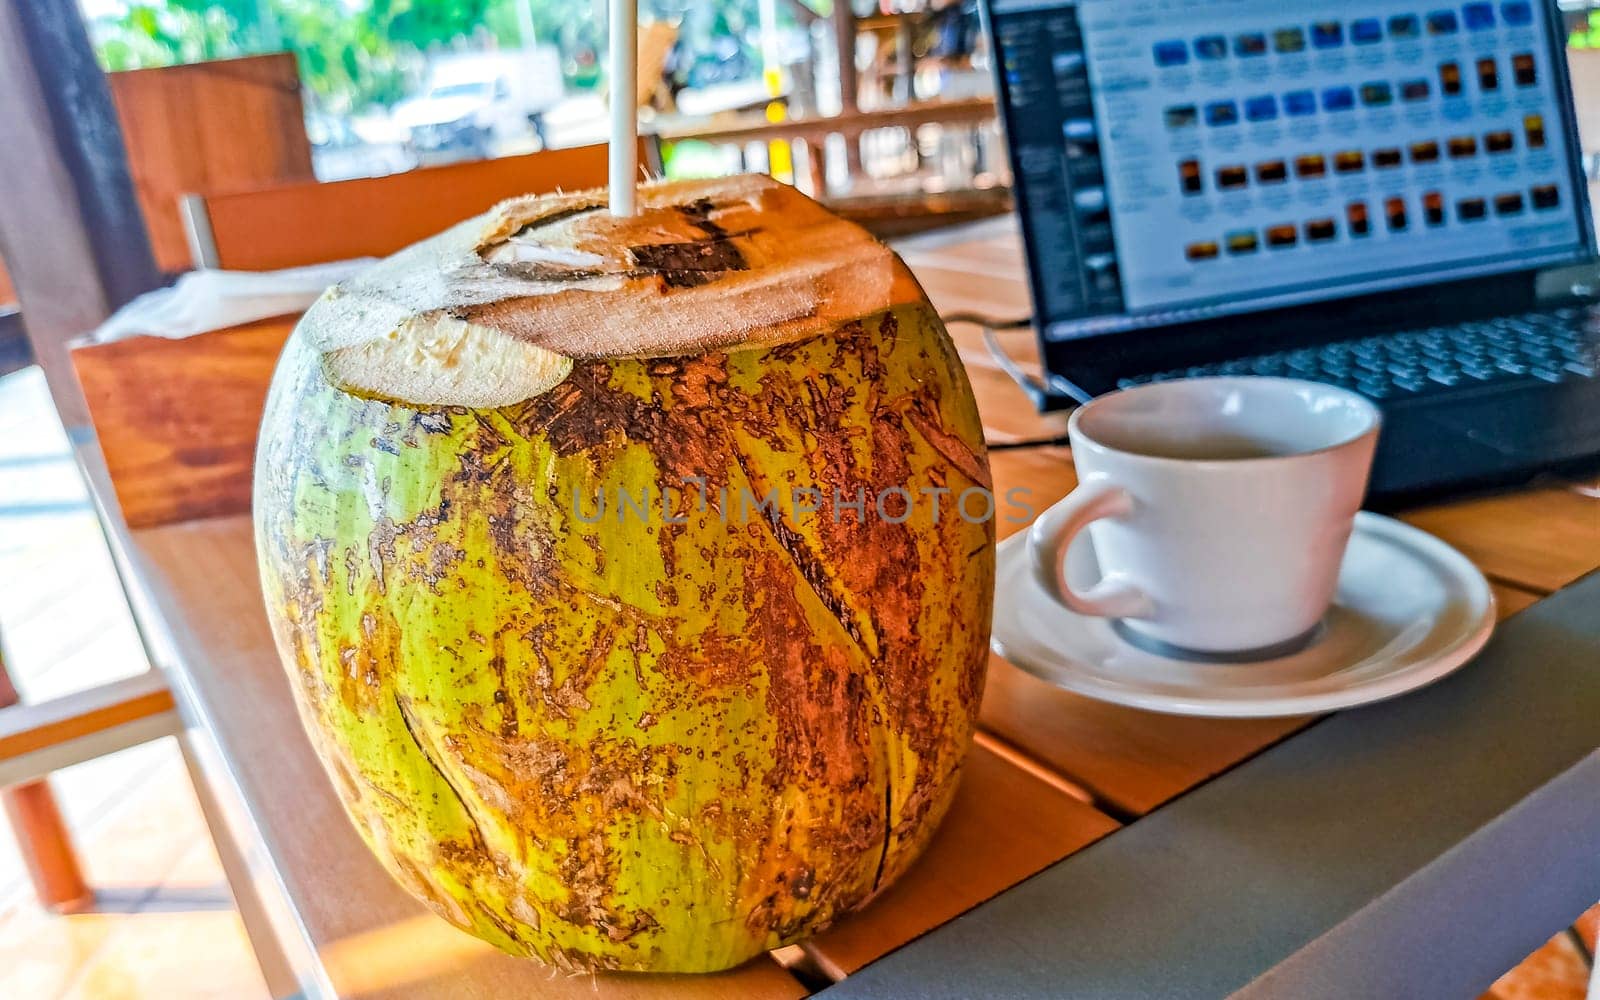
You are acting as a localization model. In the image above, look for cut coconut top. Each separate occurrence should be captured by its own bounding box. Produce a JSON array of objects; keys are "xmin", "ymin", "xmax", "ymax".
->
[{"xmin": 299, "ymin": 175, "xmax": 921, "ymax": 408}]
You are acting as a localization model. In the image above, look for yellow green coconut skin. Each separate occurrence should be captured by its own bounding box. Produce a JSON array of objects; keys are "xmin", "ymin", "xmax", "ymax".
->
[{"xmin": 253, "ymin": 302, "xmax": 994, "ymax": 972}]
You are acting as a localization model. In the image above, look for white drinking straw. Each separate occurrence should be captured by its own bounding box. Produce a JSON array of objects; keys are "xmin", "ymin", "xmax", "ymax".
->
[{"xmin": 609, "ymin": 0, "xmax": 638, "ymax": 216}]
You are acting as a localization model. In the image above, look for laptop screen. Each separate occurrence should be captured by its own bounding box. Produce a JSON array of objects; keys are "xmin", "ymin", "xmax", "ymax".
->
[{"xmin": 989, "ymin": 0, "xmax": 1594, "ymax": 344}]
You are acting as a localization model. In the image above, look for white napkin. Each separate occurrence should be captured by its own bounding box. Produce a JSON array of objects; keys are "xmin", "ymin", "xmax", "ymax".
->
[{"xmin": 90, "ymin": 259, "xmax": 375, "ymax": 343}]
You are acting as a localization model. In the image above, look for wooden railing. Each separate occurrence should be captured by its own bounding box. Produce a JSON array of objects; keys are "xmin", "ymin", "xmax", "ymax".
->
[
  {"xmin": 655, "ymin": 96, "xmax": 1005, "ymax": 208},
  {"xmin": 657, "ymin": 96, "xmax": 996, "ymax": 147}
]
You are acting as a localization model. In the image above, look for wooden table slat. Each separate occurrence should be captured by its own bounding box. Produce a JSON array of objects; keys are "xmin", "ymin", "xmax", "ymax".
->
[
  {"xmin": 1400, "ymin": 487, "xmax": 1600, "ymax": 594},
  {"xmin": 963, "ymin": 366, "xmax": 1071, "ymax": 444},
  {"xmin": 800, "ymin": 742, "xmax": 1118, "ymax": 980},
  {"xmin": 979, "ymin": 665, "xmax": 1315, "ymax": 820},
  {"xmin": 988, "ymin": 448, "xmax": 1075, "ymax": 542},
  {"xmin": 910, "ymin": 263, "xmax": 1032, "ymax": 320},
  {"xmin": 1489, "ymin": 581, "xmax": 1545, "ymax": 618}
]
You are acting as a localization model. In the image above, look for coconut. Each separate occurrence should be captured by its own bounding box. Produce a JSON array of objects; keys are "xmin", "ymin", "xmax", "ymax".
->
[{"xmin": 253, "ymin": 175, "xmax": 995, "ymax": 973}]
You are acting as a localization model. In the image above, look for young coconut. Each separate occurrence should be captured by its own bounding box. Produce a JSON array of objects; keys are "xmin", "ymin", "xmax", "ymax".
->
[{"xmin": 254, "ymin": 175, "xmax": 995, "ymax": 973}]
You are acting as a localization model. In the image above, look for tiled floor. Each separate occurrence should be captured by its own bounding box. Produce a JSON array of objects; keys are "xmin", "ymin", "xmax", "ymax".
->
[
  {"xmin": 0, "ymin": 366, "xmax": 268, "ymax": 999},
  {"xmin": 0, "ymin": 361, "xmax": 1592, "ymax": 997},
  {"xmin": 0, "ymin": 743, "xmax": 268, "ymax": 999}
]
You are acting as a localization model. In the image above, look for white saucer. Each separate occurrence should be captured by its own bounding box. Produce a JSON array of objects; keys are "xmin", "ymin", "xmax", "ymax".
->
[{"xmin": 992, "ymin": 512, "xmax": 1496, "ymax": 718}]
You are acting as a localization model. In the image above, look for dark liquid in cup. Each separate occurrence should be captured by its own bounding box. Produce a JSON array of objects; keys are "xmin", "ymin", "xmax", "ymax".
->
[{"xmin": 1130, "ymin": 434, "xmax": 1300, "ymax": 460}]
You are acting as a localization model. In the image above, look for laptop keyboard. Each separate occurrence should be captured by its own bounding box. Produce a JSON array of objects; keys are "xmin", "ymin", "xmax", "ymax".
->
[{"xmin": 1119, "ymin": 307, "xmax": 1600, "ymax": 400}]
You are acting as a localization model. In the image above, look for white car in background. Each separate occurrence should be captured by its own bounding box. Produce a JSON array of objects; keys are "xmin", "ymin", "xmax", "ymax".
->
[
  {"xmin": 392, "ymin": 49, "xmax": 564, "ymax": 164},
  {"xmin": 305, "ymin": 112, "xmax": 416, "ymax": 182}
]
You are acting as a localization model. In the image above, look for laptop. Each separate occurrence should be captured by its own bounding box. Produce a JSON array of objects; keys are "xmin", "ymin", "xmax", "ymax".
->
[{"xmin": 981, "ymin": 0, "xmax": 1600, "ymax": 503}]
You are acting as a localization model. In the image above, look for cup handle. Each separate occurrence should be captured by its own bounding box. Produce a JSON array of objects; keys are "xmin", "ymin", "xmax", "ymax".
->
[{"xmin": 1028, "ymin": 480, "xmax": 1155, "ymax": 620}]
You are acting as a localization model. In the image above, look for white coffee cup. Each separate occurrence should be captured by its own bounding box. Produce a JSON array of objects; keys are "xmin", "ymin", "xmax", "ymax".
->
[{"xmin": 1028, "ymin": 377, "xmax": 1381, "ymax": 660}]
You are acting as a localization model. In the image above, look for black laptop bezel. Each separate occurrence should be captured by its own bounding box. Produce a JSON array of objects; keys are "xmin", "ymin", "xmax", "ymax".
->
[{"xmin": 981, "ymin": 0, "xmax": 1599, "ymax": 408}]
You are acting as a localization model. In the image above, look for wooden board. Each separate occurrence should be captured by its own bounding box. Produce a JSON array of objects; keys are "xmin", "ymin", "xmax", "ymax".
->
[
  {"xmin": 978, "ymin": 661, "xmax": 1317, "ymax": 819},
  {"xmin": 203, "ymin": 141, "xmax": 634, "ymax": 271},
  {"xmin": 130, "ymin": 515, "xmax": 808, "ymax": 1000},
  {"xmin": 912, "ymin": 263, "xmax": 1033, "ymax": 323},
  {"xmin": 897, "ymin": 223, "xmax": 1030, "ymax": 308},
  {"xmin": 71, "ymin": 316, "xmax": 295, "ymax": 528},
  {"xmin": 0, "ymin": 257, "xmax": 13, "ymax": 307},
  {"xmin": 800, "ymin": 740, "xmax": 1116, "ymax": 979},
  {"xmin": 986, "ymin": 447, "xmax": 1074, "ymax": 542},
  {"xmin": 107, "ymin": 53, "xmax": 314, "ymax": 272},
  {"xmin": 1488, "ymin": 581, "xmax": 1544, "ymax": 618},
  {"xmin": 1400, "ymin": 487, "xmax": 1600, "ymax": 594}
]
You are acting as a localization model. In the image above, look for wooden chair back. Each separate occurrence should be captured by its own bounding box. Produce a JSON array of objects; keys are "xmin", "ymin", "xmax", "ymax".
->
[
  {"xmin": 189, "ymin": 140, "xmax": 653, "ymax": 271},
  {"xmin": 108, "ymin": 53, "xmax": 315, "ymax": 272}
]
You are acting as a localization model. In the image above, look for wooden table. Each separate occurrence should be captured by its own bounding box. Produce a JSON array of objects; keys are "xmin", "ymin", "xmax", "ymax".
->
[{"xmin": 87, "ymin": 218, "xmax": 1600, "ymax": 998}]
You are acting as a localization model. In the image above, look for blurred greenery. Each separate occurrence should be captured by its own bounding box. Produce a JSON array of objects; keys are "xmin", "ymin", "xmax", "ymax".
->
[
  {"xmin": 85, "ymin": 0, "xmax": 792, "ymax": 111},
  {"xmin": 1572, "ymin": 9, "xmax": 1600, "ymax": 48}
]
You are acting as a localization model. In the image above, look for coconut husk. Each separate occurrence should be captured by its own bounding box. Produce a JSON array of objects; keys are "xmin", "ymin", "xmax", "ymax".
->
[{"xmin": 300, "ymin": 175, "xmax": 921, "ymax": 408}]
